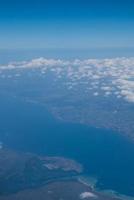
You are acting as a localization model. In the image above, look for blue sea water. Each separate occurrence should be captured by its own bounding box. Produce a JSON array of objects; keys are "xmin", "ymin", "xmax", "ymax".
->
[{"xmin": 0, "ymin": 94, "xmax": 134, "ymax": 196}]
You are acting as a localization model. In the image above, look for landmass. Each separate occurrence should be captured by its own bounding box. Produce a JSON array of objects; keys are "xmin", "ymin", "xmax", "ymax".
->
[
  {"xmin": 0, "ymin": 147, "xmax": 124, "ymax": 200},
  {"xmin": 0, "ymin": 147, "xmax": 82, "ymax": 195},
  {"xmin": 0, "ymin": 180, "xmax": 123, "ymax": 200}
]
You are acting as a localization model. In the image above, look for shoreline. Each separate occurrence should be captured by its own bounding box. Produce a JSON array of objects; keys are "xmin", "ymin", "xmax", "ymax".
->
[{"xmin": 77, "ymin": 175, "xmax": 134, "ymax": 200}]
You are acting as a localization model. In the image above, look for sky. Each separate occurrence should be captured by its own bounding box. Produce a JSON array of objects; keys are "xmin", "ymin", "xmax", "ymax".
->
[{"xmin": 0, "ymin": 0, "xmax": 134, "ymax": 49}]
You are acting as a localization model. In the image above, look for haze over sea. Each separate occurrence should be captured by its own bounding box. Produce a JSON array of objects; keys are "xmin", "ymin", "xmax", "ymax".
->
[{"xmin": 0, "ymin": 48, "xmax": 134, "ymax": 63}]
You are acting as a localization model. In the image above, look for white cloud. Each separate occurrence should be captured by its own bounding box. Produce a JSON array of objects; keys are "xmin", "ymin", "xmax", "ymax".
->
[
  {"xmin": 1, "ymin": 57, "xmax": 134, "ymax": 103},
  {"xmin": 101, "ymin": 86, "xmax": 112, "ymax": 91},
  {"xmin": 93, "ymin": 92, "xmax": 99, "ymax": 96}
]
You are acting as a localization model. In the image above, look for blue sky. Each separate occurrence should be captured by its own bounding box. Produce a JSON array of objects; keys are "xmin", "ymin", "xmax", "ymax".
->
[{"xmin": 0, "ymin": 0, "xmax": 134, "ymax": 49}]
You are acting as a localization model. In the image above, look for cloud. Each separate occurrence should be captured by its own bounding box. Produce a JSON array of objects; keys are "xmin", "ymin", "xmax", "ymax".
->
[
  {"xmin": 0, "ymin": 57, "xmax": 134, "ymax": 103},
  {"xmin": 93, "ymin": 92, "xmax": 99, "ymax": 96}
]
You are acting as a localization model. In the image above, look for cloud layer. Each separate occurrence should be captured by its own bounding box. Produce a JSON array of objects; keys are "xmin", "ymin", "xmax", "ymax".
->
[{"xmin": 0, "ymin": 57, "xmax": 134, "ymax": 103}]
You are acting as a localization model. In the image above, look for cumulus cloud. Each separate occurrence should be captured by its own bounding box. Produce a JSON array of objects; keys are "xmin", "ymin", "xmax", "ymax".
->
[
  {"xmin": 93, "ymin": 92, "xmax": 99, "ymax": 96},
  {"xmin": 0, "ymin": 57, "xmax": 134, "ymax": 103}
]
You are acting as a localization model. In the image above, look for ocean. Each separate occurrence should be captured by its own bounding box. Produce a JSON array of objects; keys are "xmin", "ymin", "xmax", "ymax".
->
[{"xmin": 0, "ymin": 93, "xmax": 134, "ymax": 197}]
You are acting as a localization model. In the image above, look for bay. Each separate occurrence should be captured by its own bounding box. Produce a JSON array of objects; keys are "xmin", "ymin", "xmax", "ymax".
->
[{"xmin": 0, "ymin": 94, "xmax": 134, "ymax": 196}]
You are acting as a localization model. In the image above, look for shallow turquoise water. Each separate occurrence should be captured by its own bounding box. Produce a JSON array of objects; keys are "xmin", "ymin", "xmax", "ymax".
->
[{"xmin": 0, "ymin": 94, "xmax": 134, "ymax": 196}]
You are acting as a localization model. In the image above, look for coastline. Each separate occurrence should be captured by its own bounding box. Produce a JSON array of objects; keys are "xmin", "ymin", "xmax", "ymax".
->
[{"xmin": 77, "ymin": 175, "xmax": 134, "ymax": 200}]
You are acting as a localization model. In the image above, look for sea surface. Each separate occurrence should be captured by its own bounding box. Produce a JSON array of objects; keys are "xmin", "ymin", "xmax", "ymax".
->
[{"xmin": 0, "ymin": 93, "xmax": 134, "ymax": 197}]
